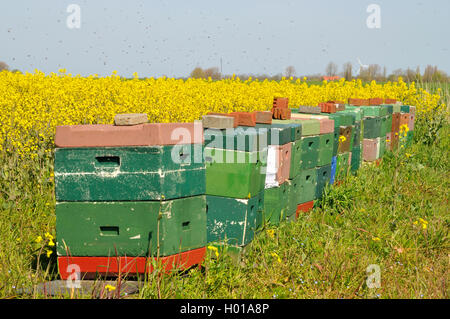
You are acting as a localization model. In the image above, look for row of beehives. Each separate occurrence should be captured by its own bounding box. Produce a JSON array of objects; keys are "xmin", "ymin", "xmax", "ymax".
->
[{"xmin": 53, "ymin": 97, "xmax": 414, "ymax": 279}]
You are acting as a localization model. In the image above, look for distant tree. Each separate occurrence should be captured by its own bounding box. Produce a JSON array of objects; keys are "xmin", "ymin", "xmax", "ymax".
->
[
  {"xmin": 0, "ymin": 61, "xmax": 9, "ymax": 72},
  {"xmin": 325, "ymin": 62, "xmax": 338, "ymax": 77},
  {"xmin": 342, "ymin": 62, "xmax": 353, "ymax": 81},
  {"xmin": 204, "ymin": 67, "xmax": 221, "ymax": 80},
  {"xmin": 190, "ymin": 67, "xmax": 205, "ymax": 79},
  {"xmin": 284, "ymin": 66, "xmax": 296, "ymax": 78}
]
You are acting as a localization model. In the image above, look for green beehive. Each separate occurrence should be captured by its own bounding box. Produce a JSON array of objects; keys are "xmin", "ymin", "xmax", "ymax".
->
[
  {"xmin": 351, "ymin": 145, "xmax": 362, "ymax": 173},
  {"xmin": 299, "ymin": 135, "xmax": 320, "ymax": 169},
  {"xmin": 273, "ymin": 119, "xmax": 320, "ymax": 136},
  {"xmin": 335, "ymin": 152, "xmax": 350, "ymax": 180},
  {"xmin": 204, "ymin": 127, "xmax": 267, "ymax": 152},
  {"xmin": 342, "ymin": 108, "xmax": 363, "ymax": 122},
  {"xmin": 380, "ymin": 115, "xmax": 389, "ymax": 137},
  {"xmin": 286, "ymin": 175, "xmax": 302, "ymax": 218},
  {"xmin": 363, "ymin": 117, "xmax": 382, "ymax": 139},
  {"xmin": 206, "ymin": 191, "xmax": 264, "ymax": 247},
  {"xmin": 318, "ymin": 133, "xmax": 334, "ymax": 166},
  {"xmin": 401, "ymin": 105, "xmax": 410, "ymax": 113},
  {"xmin": 299, "ymin": 168, "xmax": 318, "ymax": 203},
  {"xmin": 254, "ymin": 124, "xmax": 291, "ymax": 146},
  {"xmin": 381, "ymin": 104, "xmax": 394, "ymax": 114},
  {"xmin": 205, "ymin": 148, "xmax": 267, "ymax": 199},
  {"xmin": 55, "ymin": 145, "xmax": 205, "ymax": 202},
  {"xmin": 336, "ymin": 113, "xmax": 355, "ymax": 127},
  {"xmin": 263, "ymin": 183, "xmax": 289, "ymax": 226},
  {"xmin": 56, "ymin": 196, "xmax": 207, "ymax": 257},
  {"xmin": 354, "ymin": 121, "xmax": 362, "ymax": 145},
  {"xmin": 386, "ymin": 114, "xmax": 393, "ymax": 133},
  {"xmin": 289, "ymin": 139, "xmax": 302, "ymax": 179},
  {"xmin": 362, "ymin": 106, "xmax": 387, "ymax": 117},
  {"xmin": 264, "ymin": 123, "xmax": 303, "ymax": 141},
  {"xmin": 316, "ymin": 165, "xmax": 332, "ymax": 199}
]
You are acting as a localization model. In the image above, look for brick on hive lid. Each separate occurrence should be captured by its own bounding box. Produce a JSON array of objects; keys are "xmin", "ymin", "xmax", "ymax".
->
[
  {"xmin": 114, "ymin": 113, "xmax": 148, "ymax": 126},
  {"xmin": 253, "ymin": 111, "xmax": 273, "ymax": 124},
  {"xmin": 202, "ymin": 114, "xmax": 235, "ymax": 129}
]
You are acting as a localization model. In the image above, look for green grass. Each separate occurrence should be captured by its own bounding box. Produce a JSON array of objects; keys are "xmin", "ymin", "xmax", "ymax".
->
[{"xmin": 0, "ymin": 91, "xmax": 449, "ymax": 299}]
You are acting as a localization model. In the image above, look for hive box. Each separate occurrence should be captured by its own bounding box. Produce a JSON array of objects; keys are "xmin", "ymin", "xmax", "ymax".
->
[
  {"xmin": 58, "ymin": 247, "xmax": 206, "ymax": 280},
  {"xmin": 205, "ymin": 148, "xmax": 267, "ymax": 199},
  {"xmin": 351, "ymin": 145, "xmax": 362, "ymax": 172},
  {"xmin": 338, "ymin": 126, "xmax": 353, "ymax": 153},
  {"xmin": 298, "ymin": 168, "xmax": 318, "ymax": 204},
  {"xmin": 318, "ymin": 133, "xmax": 334, "ymax": 166},
  {"xmin": 206, "ymin": 192, "xmax": 264, "ymax": 247},
  {"xmin": 399, "ymin": 114, "xmax": 410, "ymax": 127},
  {"xmin": 55, "ymin": 123, "xmax": 204, "ymax": 148},
  {"xmin": 204, "ymin": 127, "xmax": 267, "ymax": 152},
  {"xmin": 289, "ymin": 139, "xmax": 302, "ymax": 179},
  {"xmin": 363, "ymin": 138, "xmax": 378, "ymax": 162},
  {"xmin": 316, "ymin": 165, "xmax": 331, "ymax": 199},
  {"xmin": 263, "ymin": 183, "xmax": 289, "ymax": 226},
  {"xmin": 408, "ymin": 114, "xmax": 415, "ymax": 131},
  {"xmin": 392, "ymin": 113, "xmax": 401, "ymax": 132},
  {"xmin": 363, "ymin": 117, "xmax": 382, "ymax": 139},
  {"xmin": 56, "ymin": 196, "xmax": 206, "ymax": 257},
  {"xmin": 299, "ymin": 135, "xmax": 320, "ymax": 169},
  {"xmin": 254, "ymin": 123, "xmax": 292, "ymax": 146},
  {"xmin": 265, "ymin": 143, "xmax": 292, "ymax": 188},
  {"xmin": 362, "ymin": 106, "xmax": 387, "ymax": 117},
  {"xmin": 400, "ymin": 105, "xmax": 410, "ymax": 113},
  {"xmin": 55, "ymin": 145, "xmax": 205, "ymax": 201},
  {"xmin": 290, "ymin": 114, "xmax": 334, "ymax": 134},
  {"xmin": 273, "ymin": 119, "xmax": 320, "ymax": 136},
  {"xmin": 286, "ymin": 175, "xmax": 302, "ymax": 218}
]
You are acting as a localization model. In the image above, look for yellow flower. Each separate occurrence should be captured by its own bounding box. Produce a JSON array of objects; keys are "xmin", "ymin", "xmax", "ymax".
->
[
  {"xmin": 271, "ymin": 252, "xmax": 282, "ymax": 263},
  {"xmin": 48, "ymin": 239, "xmax": 55, "ymax": 247},
  {"xmin": 372, "ymin": 237, "xmax": 381, "ymax": 242},
  {"xmin": 207, "ymin": 245, "xmax": 219, "ymax": 258},
  {"xmin": 45, "ymin": 232, "xmax": 53, "ymax": 240},
  {"xmin": 46, "ymin": 249, "xmax": 53, "ymax": 258},
  {"xmin": 104, "ymin": 284, "xmax": 116, "ymax": 292},
  {"xmin": 35, "ymin": 236, "xmax": 43, "ymax": 243},
  {"xmin": 266, "ymin": 229, "xmax": 275, "ymax": 239},
  {"xmin": 405, "ymin": 153, "xmax": 412, "ymax": 158},
  {"xmin": 339, "ymin": 136, "xmax": 347, "ymax": 143}
]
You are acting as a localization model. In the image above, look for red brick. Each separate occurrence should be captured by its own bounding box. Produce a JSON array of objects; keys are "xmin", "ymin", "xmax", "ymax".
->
[
  {"xmin": 273, "ymin": 108, "xmax": 291, "ymax": 120},
  {"xmin": 230, "ymin": 112, "xmax": 256, "ymax": 127},
  {"xmin": 273, "ymin": 97, "xmax": 289, "ymax": 109},
  {"xmin": 58, "ymin": 247, "xmax": 206, "ymax": 280},
  {"xmin": 319, "ymin": 102, "xmax": 336, "ymax": 113},
  {"xmin": 385, "ymin": 98, "xmax": 397, "ymax": 104},
  {"xmin": 348, "ymin": 98, "xmax": 363, "ymax": 106},
  {"xmin": 369, "ymin": 98, "xmax": 383, "ymax": 105},
  {"xmin": 55, "ymin": 122, "xmax": 204, "ymax": 148},
  {"xmin": 295, "ymin": 201, "xmax": 314, "ymax": 218},
  {"xmin": 207, "ymin": 112, "xmax": 238, "ymax": 127},
  {"xmin": 327, "ymin": 100, "xmax": 345, "ymax": 105},
  {"xmin": 253, "ymin": 111, "xmax": 273, "ymax": 124}
]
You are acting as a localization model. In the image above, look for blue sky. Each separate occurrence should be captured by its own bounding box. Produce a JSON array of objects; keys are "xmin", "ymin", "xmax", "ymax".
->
[{"xmin": 1, "ymin": 0, "xmax": 449, "ymax": 77}]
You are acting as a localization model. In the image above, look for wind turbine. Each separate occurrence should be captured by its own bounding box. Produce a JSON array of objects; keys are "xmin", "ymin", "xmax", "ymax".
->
[{"xmin": 356, "ymin": 58, "xmax": 369, "ymax": 76}]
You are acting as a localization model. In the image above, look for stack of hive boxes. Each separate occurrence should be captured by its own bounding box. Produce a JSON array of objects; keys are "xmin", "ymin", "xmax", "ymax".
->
[
  {"xmin": 398, "ymin": 104, "xmax": 416, "ymax": 148},
  {"xmin": 54, "ymin": 118, "xmax": 207, "ymax": 279},
  {"xmin": 339, "ymin": 105, "xmax": 364, "ymax": 174},
  {"xmin": 351, "ymin": 100, "xmax": 388, "ymax": 163},
  {"xmin": 273, "ymin": 116, "xmax": 321, "ymax": 217},
  {"xmin": 256, "ymin": 121, "xmax": 302, "ymax": 224},
  {"xmin": 202, "ymin": 112, "xmax": 268, "ymax": 254},
  {"xmin": 261, "ymin": 98, "xmax": 293, "ymax": 226}
]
